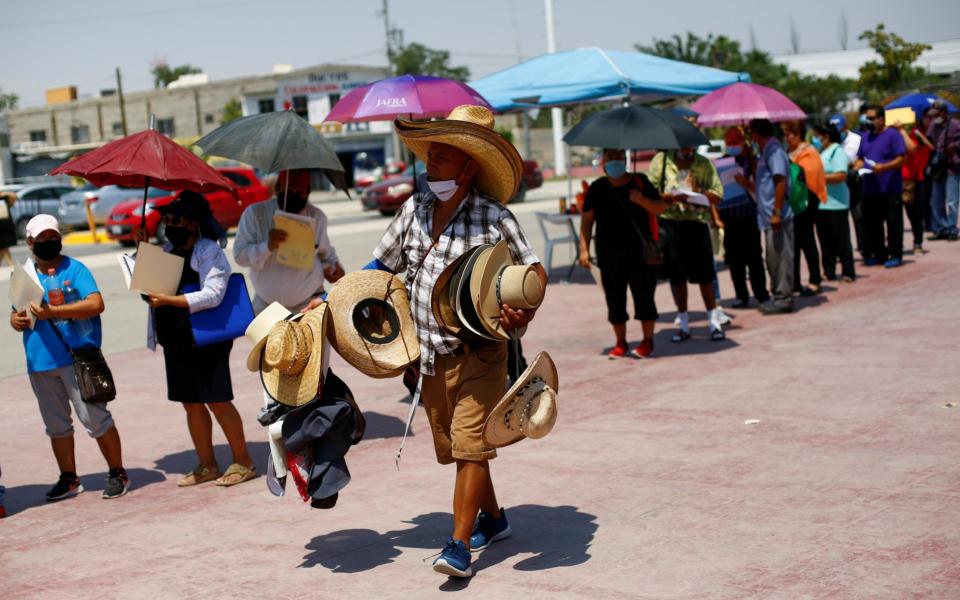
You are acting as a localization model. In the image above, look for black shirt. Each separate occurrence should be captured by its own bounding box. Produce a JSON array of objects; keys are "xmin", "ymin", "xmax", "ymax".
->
[
  {"xmin": 583, "ymin": 174, "xmax": 659, "ymax": 259},
  {"xmin": 154, "ymin": 246, "xmax": 199, "ymax": 348}
]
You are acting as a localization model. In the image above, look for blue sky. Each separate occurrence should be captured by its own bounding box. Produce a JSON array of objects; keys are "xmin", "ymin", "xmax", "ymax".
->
[{"xmin": 2, "ymin": 0, "xmax": 957, "ymax": 107}]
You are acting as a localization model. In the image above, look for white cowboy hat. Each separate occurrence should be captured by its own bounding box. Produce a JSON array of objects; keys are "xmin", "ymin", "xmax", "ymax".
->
[
  {"xmin": 483, "ymin": 352, "xmax": 559, "ymax": 448},
  {"xmin": 244, "ymin": 301, "xmax": 295, "ymax": 372},
  {"xmin": 468, "ymin": 240, "xmax": 543, "ymax": 341}
]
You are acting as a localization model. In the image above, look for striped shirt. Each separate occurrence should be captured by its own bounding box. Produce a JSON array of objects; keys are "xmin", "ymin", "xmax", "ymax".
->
[{"xmin": 374, "ymin": 183, "xmax": 539, "ymax": 375}]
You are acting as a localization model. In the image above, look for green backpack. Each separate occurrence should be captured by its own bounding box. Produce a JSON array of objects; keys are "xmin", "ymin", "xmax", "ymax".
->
[{"xmin": 787, "ymin": 161, "xmax": 809, "ymax": 214}]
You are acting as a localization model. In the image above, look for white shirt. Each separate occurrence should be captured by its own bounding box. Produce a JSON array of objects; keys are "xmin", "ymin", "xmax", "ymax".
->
[
  {"xmin": 841, "ymin": 130, "xmax": 861, "ymax": 164},
  {"xmin": 233, "ymin": 198, "xmax": 339, "ymax": 312}
]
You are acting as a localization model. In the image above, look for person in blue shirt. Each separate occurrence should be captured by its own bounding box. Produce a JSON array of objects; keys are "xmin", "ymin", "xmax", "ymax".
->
[
  {"xmin": 813, "ymin": 124, "xmax": 857, "ymax": 282},
  {"xmin": 9, "ymin": 215, "xmax": 128, "ymax": 502}
]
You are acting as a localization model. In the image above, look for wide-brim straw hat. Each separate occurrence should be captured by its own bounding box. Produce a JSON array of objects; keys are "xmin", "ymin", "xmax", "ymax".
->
[
  {"xmin": 452, "ymin": 244, "xmax": 499, "ymax": 342},
  {"xmin": 431, "ymin": 245, "xmax": 490, "ymax": 344},
  {"xmin": 395, "ymin": 105, "xmax": 523, "ymax": 204},
  {"xmin": 468, "ymin": 241, "xmax": 544, "ymax": 341},
  {"xmin": 245, "ymin": 301, "xmax": 296, "ymax": 372},
  {"xmin": 483, "ymin": 351, "xmax": 559, "ymax": 448},
  {"xmin": 326, "ymin": 270, "xmax": 419, "ymax": 378},
  {"xmin": 260, "ymin": 304, "xmax": 330, "ymax": 407}
]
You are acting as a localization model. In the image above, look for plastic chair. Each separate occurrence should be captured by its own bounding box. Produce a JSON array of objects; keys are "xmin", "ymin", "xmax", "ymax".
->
[{"xmin": 535, "ymin": 211, "xmax": 579, "ymax": 280}]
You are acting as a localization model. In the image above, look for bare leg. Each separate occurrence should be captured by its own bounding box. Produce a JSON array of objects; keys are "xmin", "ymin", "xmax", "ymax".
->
[
  {"xmin": 94, "ymin": 426, "xmax": 123, "ymax": 470},
  {"xmin": 182, "ymin": 403, "xmax": 218, "ymax": 471},
  {"xmin": 672, "ymin": 283, "xmax": 689, "ymax": 313},
  {"xmin": 641, "ymin": 319, "xmax": 656, "ymax": 340},
  {"xmin": 612, "ymin": 322, "xmax": 626, "ymax": 344},
  {"xmin": 50, "ymin": 436, "xmax": 76, "ymax": 473},
  {"xmin": 208, "ymin": 402, "xmax": 253, "ymax": 468},
  {"xmin": 452, "ymin": 460, "xmax": 499, "ymax": 549},
  {"xmin": 698, "ymin": 282, "xmax": 718, "ymax": 311}
]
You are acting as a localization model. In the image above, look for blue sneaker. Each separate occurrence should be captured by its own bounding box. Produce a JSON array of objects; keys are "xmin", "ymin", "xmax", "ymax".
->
[
  {"xmin": 884, "ymin": 258, "xmax": 903, "ymax": 268},
  {"xmin": 470, "ymin": 508, "xmax": 512, "ymax": 552},
  {"xmin": 863, "ymin": 258, "xmax": 880, "ymax": 266},
  {"xmin": 433, "ymin": 538, "xmax": 473, "ymax": 578}
]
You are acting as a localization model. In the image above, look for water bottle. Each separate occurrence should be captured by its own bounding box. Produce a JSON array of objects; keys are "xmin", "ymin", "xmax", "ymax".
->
[
  {"xmin": 63, "ymin": 279, "xmax": 94, "ymax": 337},
  {"xmin": 45, "ymin": 269, "xmax": 65, "ymax": 324}
]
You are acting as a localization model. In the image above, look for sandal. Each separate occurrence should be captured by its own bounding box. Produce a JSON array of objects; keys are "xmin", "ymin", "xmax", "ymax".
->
[
  {"xmin": 215, "ymin": 463, "xmax": 258, "ymax": 487},
  {"xmin": 177, "ymin": 465, "xmax": 221, "ymax": 487},
  {"xmin": 671, "ymin": 330, "xmax": 691, "ymax": 343},
  {"xmin": 710, "ymin": 328, "xmax": 726, "ymax": 342}
]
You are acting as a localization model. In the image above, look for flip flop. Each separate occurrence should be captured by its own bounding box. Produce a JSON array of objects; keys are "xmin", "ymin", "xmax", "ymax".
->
[
  {"xmin": 215, "ymin": 463, "xmax": 258, "ymax": 487},
  {"xmin": 177, "ymin": 465, "xmax": 221, "ymax": 487}
]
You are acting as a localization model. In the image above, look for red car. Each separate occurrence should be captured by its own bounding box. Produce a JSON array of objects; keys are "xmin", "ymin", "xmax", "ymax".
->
[
  {"xmin": 105, "ymin": 167, "xmax": 270, "ymax": 245},
  {"xmin": 361, "ymin": 160, "xmax": 543, "ymax": 216}
]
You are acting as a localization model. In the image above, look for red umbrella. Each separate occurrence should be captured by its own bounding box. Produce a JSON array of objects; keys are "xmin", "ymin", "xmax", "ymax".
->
[{"xmin": 50, "ymin": 129, "xmax": 236, "ymax": 227}]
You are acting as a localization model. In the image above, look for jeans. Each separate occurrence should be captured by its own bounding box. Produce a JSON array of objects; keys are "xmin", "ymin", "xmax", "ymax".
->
[
  {"xmin": 793, "ymin": 196, "xmax": 822, "ymax": 289},
  {"xmin": 930, "ymin": 172, "xmax": 960, "ymax": 236},
  {"xmin": 816, "ymin": 209, "xmax": 856, "ymax": 280},
  {"xmin": 764, "ymin": 220, "xmax": 794, "ymax": 301},
  {"xmin": 863, "ymin": 192, "xmax": 904, "ymax": 262},
  {"xmin": 722, "ymin": 213, "xmax": 769, "ymax": 303}
]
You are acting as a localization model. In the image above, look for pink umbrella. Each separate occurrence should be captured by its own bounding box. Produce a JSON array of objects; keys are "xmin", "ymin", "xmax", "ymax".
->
[
  {"xmin": 691, "ymin": 82, "xmax": 805, "ymax": 127},
  {"xmin": 324, "ymin": 74, "xmax": 492, "ymax": 123}
]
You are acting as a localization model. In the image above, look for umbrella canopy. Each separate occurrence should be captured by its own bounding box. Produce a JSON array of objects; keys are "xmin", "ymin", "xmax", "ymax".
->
[
  {"xmin": 563, "ymin": 105, "xmax": 709, "ymax": 150},
  {"xmin": 471, "ymin": 47, "xmax": 749, "ymax": 111},
  {"xmin": 885, "ymin": 92, "xmax": 958, "ymax": 118},
  {"xmin": 195, "ymin": 110, "xmax": 347, "ymax": 190},
  {"xmin": 50, "ymin": 129, "xmax": 235, "ymax": 194},
  {"xmin": 324, "ymin": 74, "xmax": 492, "ymax": 123},
  {"xmin": 691, "ymin": 82, "xmax": 806, "ymax": 127}
]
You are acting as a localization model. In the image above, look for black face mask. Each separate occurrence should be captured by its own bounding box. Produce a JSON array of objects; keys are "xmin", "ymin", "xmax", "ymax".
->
[
  {"xmin": 164, "ymin": 225, "xmax": 193, "ymax": 247},
  {"xmin": 32, "ymin": 239, "xmax": 62, "ymax": 261},
  {"xmin": 282, "ymin": 192, "xmax": 308, "ymax": 214}
]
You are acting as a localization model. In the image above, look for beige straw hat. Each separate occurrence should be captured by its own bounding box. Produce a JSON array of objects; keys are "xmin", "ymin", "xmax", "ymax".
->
[
  {"xmin": 326, "ymin": 270, "xmax": 419, "ymax": 378},
  {"xmin": 431, "ymin": 245, "xmax": 490, "ymax": 343},
  {"xmin": 452, "ymin": 244, "xmax": 497, "ymax": 341},
  {"xmin": 483, "ymin": 351, "xmax": 559, "ymax": 448},
  {"xmin": 244, "ymin": 301, "xmax": 296, "ymax": 372},
  {"xmin": 468, "ymin": 241, "xmax": 544, "ymax": 341},
  {"xmin": 260, "ymin": 303, "xmax": 330, "ymax": 407},
  {"xmin": 395, "ymin": 105, "xmax": 523, "ymax": 204}
]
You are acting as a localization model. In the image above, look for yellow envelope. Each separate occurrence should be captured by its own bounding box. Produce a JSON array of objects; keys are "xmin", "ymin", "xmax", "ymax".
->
[
  {"xmin": 129, "ymin": 242, "xmax": 184, "ymax": 295},
  {"xmin": 886, "ymin": 107, "xmax": 915, "ymax": 127},
  {"xmin": 273, "ymin": 211, "xmax": 316, "ymax": 272}
]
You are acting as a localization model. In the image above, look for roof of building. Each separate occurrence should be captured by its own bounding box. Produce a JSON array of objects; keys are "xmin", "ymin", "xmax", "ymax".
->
[{"xmin": 773, "ymin": 38, "xmax": 960, "ymax": 80}]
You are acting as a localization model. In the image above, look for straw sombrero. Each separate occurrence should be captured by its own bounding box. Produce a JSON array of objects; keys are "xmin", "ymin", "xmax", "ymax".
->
[
  {"xmin": 483, "ymin": 352, "xmax": 559, "ymax": 448},
  {"xmin": 468, "ymin": 241, "xmax": 544, "ymax": 341},
  {"xmin": 244, "ymin": 301, "xmax": 296, "ymax": 372},
  {"xmin": 395, "ymin": 105, "xmax": 523, "ymax": 204},
  {"xmin": 326, "ymin": 270, "xmax": 419, "ymax": 378},
  {"xmin": 260, "ymin": 304, "xmax": 330, "ymax": 407}
]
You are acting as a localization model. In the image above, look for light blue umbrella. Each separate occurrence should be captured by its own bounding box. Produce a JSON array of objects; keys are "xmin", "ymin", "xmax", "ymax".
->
[{"xmin": 471, "ymin": 47, "xmax": 749, "ymax": 111}]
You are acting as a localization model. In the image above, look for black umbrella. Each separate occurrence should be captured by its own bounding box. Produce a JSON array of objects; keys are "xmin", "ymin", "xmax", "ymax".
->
[
  {"xmin": 563, "ymin": 105, "xmax": 708, "ymax": 150},
  {"xmin": 194, "ymin": 110, "xmax": 347, "ymax": 191}
]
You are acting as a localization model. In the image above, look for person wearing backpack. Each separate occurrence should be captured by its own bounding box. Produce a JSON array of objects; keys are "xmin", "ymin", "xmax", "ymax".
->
[{"xmin": 784, "ymin": 121, "xmax": 827, "ymax": 296}]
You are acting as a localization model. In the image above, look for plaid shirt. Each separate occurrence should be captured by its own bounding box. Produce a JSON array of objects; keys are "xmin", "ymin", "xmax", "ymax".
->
[{"xmin": 374, "ymin": 187, "xmax": 539, "ymax": 375}]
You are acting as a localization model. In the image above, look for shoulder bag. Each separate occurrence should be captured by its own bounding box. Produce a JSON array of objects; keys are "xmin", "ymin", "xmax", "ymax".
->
[{"xmin": 49, "ymin": 322, "xmax": 116, "ymax": 404}]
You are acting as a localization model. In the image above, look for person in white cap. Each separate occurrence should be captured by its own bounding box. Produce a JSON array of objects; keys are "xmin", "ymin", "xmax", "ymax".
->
[{"xmin": 9, "ymin": 215, "xmax": 129, "ymax": 501}]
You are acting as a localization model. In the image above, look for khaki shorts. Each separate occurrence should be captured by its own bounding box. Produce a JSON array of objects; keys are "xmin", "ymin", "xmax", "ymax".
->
[{"xmin": 421, "ymin": 344, "xmax": 507, "ymax": 464}]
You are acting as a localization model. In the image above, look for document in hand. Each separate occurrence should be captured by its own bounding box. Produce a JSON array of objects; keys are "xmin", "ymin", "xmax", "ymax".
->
[
  {"xmin": 273, "ymin": 211, "xmax": 316, "ymax": 272},
  {"xmin": 9, "ymin": 262, "xmax": 44, "ymax": 329},
  {"xmin": 675, "ymin": 188, "xmax": 711, "ymax": 207},
  {"xmin": 126, "ymin": 242, "xmax": 184, "ymax": 295}
]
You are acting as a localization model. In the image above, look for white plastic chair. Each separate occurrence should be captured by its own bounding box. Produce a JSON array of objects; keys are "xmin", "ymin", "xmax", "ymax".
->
[{"xmin": 535, "ymin": 211, "xmax": 579, "ymax": 280}]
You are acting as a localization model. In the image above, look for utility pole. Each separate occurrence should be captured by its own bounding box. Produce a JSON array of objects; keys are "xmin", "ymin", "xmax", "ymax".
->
[
  {"xmin": 544, "ymin": 0, "xmax": 566, "ymax": 177},
  {"xmin": 382, "ymin": 0, "xmax": 394, "ymax": 74},
  {"xmin": 115, "ymin": 67, "xmax": 128, "ymax": 136}
]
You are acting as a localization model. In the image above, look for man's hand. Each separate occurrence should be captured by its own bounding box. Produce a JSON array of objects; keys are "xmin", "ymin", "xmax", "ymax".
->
[
  {"xmin": 305, "ymin": 297, "xmax": 326, "ymax": 311},
  {"xmin": 267, "ymin": 229, "xmax": 288, "ymax": 252},
  {"xmin": 10, "ymin": 310, "xmax": 31, "ymax": 332},
  {"xmin": 660, "ymin": 192, "xmax": 685, "ymax": 204},
  {"xmin": 29, "ymin": 302, "xmax": 57, "ymax": 321},
  {"xmin": 578, "ymin": 248, "xmax": 592, "ymax": 269},
  {"xmin": 770, "ymin": 213, "xmax": 783, "ymax": 230},
  {"xmin": 323, "ymin": 262, "xmax": 345, "ymax": 283},
  {"xmin": 500, "ymin": 303, "xmax": 535, "ymax": 332}
]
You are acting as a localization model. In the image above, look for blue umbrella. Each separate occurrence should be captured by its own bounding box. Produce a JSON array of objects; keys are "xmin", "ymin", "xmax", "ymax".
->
[{"xmin": 885, "ymin": 93, "xmax": 958, "ymax": 118}]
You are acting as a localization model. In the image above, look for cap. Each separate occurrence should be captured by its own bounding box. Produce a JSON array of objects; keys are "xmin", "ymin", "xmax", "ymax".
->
[
  {"xmin": 828, "ymin": 113, "xmax": 846, "ymax": 130},
  {"xmin": 25, "ymin": 214, "xmax": 60, "ymax": 239}
]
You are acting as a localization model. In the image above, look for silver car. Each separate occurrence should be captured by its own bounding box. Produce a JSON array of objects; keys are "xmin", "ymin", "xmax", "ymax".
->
[
  {"xmin": 9, "ymin": 183, "xmax": 78, "ymax": 239},
  {"xmin": 58, "ymin": 185, "xmax": 170, "ymax": 229}
]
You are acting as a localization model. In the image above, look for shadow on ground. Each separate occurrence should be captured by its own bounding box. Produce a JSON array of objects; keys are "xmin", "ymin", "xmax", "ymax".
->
[
  {"xmin": 154, "ymin": 442, "xmax": 270, "ymax": 476},
  {"xmin": 2, "ymin": 467, "xmax": 166, "ymax": 517},
  {"xmin": 299, "ymin": 504, "xmax": 598, "ymax": 583}
]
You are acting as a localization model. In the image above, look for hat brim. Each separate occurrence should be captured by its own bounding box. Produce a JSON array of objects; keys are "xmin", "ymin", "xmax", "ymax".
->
[
  {"xmin": 261, "ymin": 305, "xmax": 328, "ymax": 407},
  {"xmin": 395, "ymin": 118, "xmax": 522, "ymax": 204},
  {"xmin": 432, "ymin": 245, "xmax": 490, "ymax": 343},
  {"xmin": 453, "ymin": 245, "xmax": 499, "ymax": 342},
  {"xmin": 483, "ymin": 352, "xmax": 559, "ymax": 448},
  {"xmin": 245, "ymin": 302, "xmax": 296, "ymax": 372},
  {"xmin": 470, "ymin": 241, "xmax": 512, "ymax": 341}
]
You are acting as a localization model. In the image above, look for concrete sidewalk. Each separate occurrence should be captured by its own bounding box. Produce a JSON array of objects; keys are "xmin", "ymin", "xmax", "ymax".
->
[{"xmin": 2, "ymin": 241, "xmax": 959, "ymax": 599}]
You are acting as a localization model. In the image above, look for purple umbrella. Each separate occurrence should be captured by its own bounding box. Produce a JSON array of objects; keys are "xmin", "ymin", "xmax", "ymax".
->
[
  {"xmin": 324, "ymin": 74, "xmax": 493, "ymax": 123},
  {"xmin": 691, "ymin": 82, "xmax": 805, "ymax": 127}
]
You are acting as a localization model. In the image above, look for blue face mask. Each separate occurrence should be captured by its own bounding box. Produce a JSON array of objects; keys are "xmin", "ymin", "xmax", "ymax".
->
[
  {"xmin": 811, "ymin": 137, "xmax": 824, "ymax": 151},
  {"xmin": 726, "ymin": 145, "xmax": 742, "ymax": 157},
  {"xmin": 604, "ymin": 160, "xmax": 627, "ymax": 179}
]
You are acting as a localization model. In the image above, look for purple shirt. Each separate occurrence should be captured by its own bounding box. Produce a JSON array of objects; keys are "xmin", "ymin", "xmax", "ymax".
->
[{"xmin": 857, "ymin": 127, "xmax": 906, "ymax": 195}]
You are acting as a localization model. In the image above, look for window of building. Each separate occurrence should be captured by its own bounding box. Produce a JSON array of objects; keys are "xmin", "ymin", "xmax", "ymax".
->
[
  {"xmin": 204, "ymin": 113, "xmax": 215, "ymax": 124},
  {"xmin": 156, "ymin": 118, "xmax": 175, "ymax": 136},
  {"xmin": 258, "ymin": 98, "xmax": 276, "ymax": 114},
  {"xmin": 112, "ymin": 122, "xmax": 124, "ymax": 135},
  {"xmin": 70, "ymin": 125, "xmax": 90, "ymax": 144},
  {"xmin": 292, "ymin": 96, "xmax": 308, "ymax": 119},
  {"xmin": 329, "ymin": 93, "xmax": 341, "ymax": 108},
  {"xmin": 29, "ymin": 130, "xmax": 47, "ymax": 142},
  {"xmin": 0, "ymin": 133, "xmax": 9, "ymax": 148}
]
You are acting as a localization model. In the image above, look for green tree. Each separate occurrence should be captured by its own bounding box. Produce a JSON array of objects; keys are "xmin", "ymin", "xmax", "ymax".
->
[
  {"xmin": 858, "ymin": 24, "xmax": 933, "ymax": 97},
  {"xmin": 0, "ymin": 88, "xmax": 18, "ymax": 111},
  {"xmin": 391, "ymin": 43, "xmax": 470, "ymax": 81},
  {"xmin": 221, "ymin": 98, "xmax": 242, "ymax": 125},
  {"xmin": 151, "ymin": 62, "xmax": 202, "ymax": 89}
]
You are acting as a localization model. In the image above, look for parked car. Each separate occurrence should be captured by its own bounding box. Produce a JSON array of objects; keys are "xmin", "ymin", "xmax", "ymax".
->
[
  {"xmin": 105, "ymin": 167, "xmax": 270, "ymax": 245},
  {"xmin": 9, "ymin": 183, "xmax": 78, "ymax": 239},
  {"xmin": 59, "ymin": 185, "xmax": 171, "ymax": 229},
  {"xmin": 361, "ymin": 160, "xmax": 543, "ymax": 216}
]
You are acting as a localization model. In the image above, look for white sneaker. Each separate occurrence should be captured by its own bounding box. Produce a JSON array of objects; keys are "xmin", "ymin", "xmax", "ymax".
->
[{"xmin": 714, "ymin": 308, "xmax": 732, "ymax": 327}]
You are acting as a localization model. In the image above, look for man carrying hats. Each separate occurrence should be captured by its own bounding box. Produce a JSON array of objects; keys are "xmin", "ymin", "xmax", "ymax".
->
[
  {"xmin": 234, "ymin": 169, "xmax": 345, "ymax": 314},
  {"xmin": 368, "ymin": 105, "xmax": 547, "ymax": 578}
]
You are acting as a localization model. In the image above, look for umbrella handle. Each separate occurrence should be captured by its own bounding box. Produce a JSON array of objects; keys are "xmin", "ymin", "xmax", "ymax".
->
[{"xmin": 141, "ymin": 176, "xmax": 150, "ymax": 230}]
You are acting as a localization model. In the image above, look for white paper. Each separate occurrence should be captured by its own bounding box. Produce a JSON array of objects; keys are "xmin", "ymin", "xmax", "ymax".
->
[
  {"xmin": 116, "ymin": 253, "xmax": 135, "ymax": 290},
  {"xmin": 129, "ymin": 242, "xmax": 184, "ymax": 295},
  {"xmin": 9, "ymin": 263, "xmax": 44, "ymax": 329},
  {"xmin": 676, "ymin": 189, "xmax": 711, "ymax": 207},
  {"xmin": 719, "ymin": 166, "xmax": 742, "ymax": 187},
  {"xmin": 857, "ymin": 168, "xmax": 874, "ymax": 177}
]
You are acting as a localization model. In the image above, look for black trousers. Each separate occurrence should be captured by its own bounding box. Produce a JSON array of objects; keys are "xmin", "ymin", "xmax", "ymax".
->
[
  {"xmin": 848, "ymin": 173, "xmax": 867, "ymax": 256},
  {"xmin": 903, "ymin": 180, "xmax": 925, "ymax": 248},
  {"xmin": 816, "ymin": 209, "xmax": 856, "ymax": 280},
  {"xmin": 863, "ymin": 192, "xmax": 904, "ymax": 262},
  {"xmin": 722, "ymin": 214, "xmax": 769, "ymax": 303},
  {"xmin": 793, "ymin": 196, "xmax": 822, "ymax": 289},
  {"xmin": 598, "ymin": 254, "xmax": 659, "ymax": 325}
]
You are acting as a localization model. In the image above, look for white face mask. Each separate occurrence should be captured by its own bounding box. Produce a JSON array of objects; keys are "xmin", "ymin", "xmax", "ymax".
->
[{"xmin": 425, "ymin": 178, "xmax": 459, "ymax": 202}]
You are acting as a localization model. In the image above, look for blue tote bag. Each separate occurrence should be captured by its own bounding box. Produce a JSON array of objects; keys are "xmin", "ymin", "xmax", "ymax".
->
[{"xmin": 183, "ymin": 273, "xmax": 255, "ymax": 347}]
